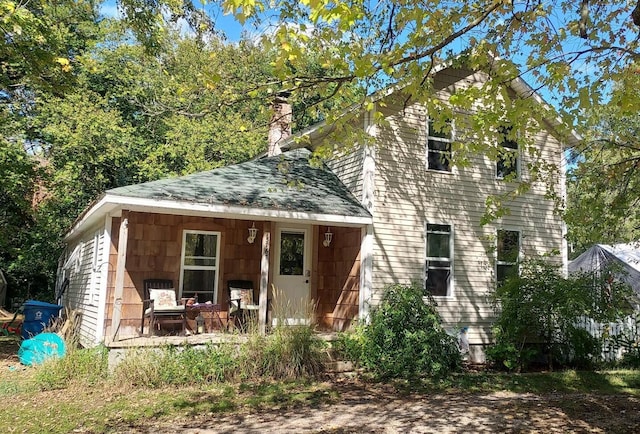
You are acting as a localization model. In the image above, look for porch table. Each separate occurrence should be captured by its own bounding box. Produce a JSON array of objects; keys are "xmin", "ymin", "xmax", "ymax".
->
[{"xmin": 186, "ymin": 303, "xmax": 223, "ymax": 333}]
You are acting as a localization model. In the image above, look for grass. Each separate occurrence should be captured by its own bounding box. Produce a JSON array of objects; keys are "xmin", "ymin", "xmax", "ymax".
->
[{"xmin": 3, "ymin": 333, "xmax": 640, "ymax": 433}]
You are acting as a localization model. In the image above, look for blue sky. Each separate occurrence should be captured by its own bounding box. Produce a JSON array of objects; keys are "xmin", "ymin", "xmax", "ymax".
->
[{"xmin": 100, "ymin": 0, "xmax": 252, "ymax": 41}]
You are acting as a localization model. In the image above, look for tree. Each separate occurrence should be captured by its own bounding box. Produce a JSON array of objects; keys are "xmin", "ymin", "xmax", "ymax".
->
[
  {"xmin": 566, "ymin": 65, "xmax": 640, "ymax": 254},
  {"xmin": 114, "ymin": 1, "xmax": 640, "ymax": 221},
  {"xmin": 0, "ymin": 0, "xmax": 101, "ymax": 302}
]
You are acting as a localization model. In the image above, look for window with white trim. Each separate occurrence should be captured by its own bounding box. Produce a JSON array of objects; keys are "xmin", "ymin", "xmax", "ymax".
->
[
  {"xmin": 427, "ymin": 118, "xmax": 453, "ymax": 172},
  {"xmin": 425, "ymin": 223, "xmax": 453, "ymax": 296},
  {"xmin": 496, "ymin": 230, "xmax": 520, "ymax": 287},
  {"xmin": 496, "ymin": 125, "xmax": 519, "ymax": 179},
  {"xmin": 180, "ymin": 230, "xmax": 220, "ymax": 302}
]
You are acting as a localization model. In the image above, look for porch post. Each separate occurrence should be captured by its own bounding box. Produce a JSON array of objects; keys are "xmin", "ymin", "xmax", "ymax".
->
[
  {"xmin": 359, "ymin": 224, "xmax": 373, "ymax": 322},
  {"xmin": 258, "ymin": 222, "xmax": 271, "ymax": 335},
  {"xmin": 111, "ymin": 211, "xmax": 129, "ymax": 342}
]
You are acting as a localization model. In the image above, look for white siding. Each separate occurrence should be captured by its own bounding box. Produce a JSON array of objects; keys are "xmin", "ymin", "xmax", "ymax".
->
[
  {"xmin": 371, "ymin": 68, "xmax": 565, "ymax": 344},
  {"xmin": 326, "ymin": 146, "xmax": 364, "ymax": 199},
  {"xmin": 60, "ymin": 222, "xmax": 107, "ymax": 347}
]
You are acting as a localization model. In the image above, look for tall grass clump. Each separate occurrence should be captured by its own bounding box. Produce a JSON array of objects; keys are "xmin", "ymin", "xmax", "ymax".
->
[
  {"xmin": 239, "ymin": 287, "xmax": 327, "ymax": 380},
  {"xmin": 335, "ymin": 283, "xmax": 461, "ymax": 380},
  {"xmin": 240, "ymin": 325, "xmax": 327, "ymax": 380},
  {"xmin": 34, "ymin": 344, "xmax": 108, "ymax": 390},
  {"xmin": 111, "ymin": 344, "xmax": 238, "ymax": 387}
]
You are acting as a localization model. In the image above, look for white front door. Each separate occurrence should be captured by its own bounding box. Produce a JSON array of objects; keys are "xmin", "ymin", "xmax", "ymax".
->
[{"xmin": 273, "ymin": 224, "xmax": 311, "ymax": 325}]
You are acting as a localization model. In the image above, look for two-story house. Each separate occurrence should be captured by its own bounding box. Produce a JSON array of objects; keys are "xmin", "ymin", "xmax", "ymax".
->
[{"xmin": 57, "ymin": 63, "xmax": 578, "ymax": 361}]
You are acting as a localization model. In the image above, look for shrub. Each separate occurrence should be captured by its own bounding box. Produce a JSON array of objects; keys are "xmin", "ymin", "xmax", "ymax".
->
[
  {"xmin": 488, "ymin": 258, "xmax": 632, "ymax": 371},
  {"xmin": 339, "ymin": 283, "xmax": 461, "ymax": 379}
]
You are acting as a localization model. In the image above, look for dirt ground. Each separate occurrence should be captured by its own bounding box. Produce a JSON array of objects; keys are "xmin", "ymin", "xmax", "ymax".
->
[
  {"xmin": 3, "ymin": 338, "xmax": 640, "ymax": 433},
  {"xmin": 121, "ymin": 381, "xmax": 640, "ymax": 434}
]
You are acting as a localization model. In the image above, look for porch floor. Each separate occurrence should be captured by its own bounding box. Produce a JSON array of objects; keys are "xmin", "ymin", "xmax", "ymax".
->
[{"xmin": 105, "ymin": 330, "xmax": 338, "ymax": 349}]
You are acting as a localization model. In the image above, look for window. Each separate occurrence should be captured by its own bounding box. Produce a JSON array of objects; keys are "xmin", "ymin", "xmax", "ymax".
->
[
  {"xmin": 180, "ymin": 230, "xmax": 220, "ymax": 302},
  {"xmin": 496, "ymin": 230, "xmax": 520, "ymax": 287},
  {"xmin": 425, "ymin": 223, "xmax": 453, "ymax": 296},
  {"xmin": 496, "ymin": 125, "xmax": 519, "ymax": 179},
  {"xmin": 427, "ymin": 119, "xmax": 453, "ymax": 172},
  {"xmin": 279, "ymin": 231, "xmax": 305, "ymax": 276}
]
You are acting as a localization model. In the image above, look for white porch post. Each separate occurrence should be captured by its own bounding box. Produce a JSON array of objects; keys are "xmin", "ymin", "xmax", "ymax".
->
[
  {"xmin": 359, "ymin": 224, "xmax": 373, "ymax": 322},
  {"xmin": 258, "ymin": 223, "xmax": 271, "ymax": 335},
  {"xmin": 111, "ymin": 212, "xmax": 129, "ymax": 342}
]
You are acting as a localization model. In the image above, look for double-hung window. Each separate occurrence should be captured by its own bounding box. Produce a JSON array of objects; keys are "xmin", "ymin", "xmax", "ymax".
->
[
  {"xmin": 425, "ymin": 223, "xmax": 453, "ymax": 297},
  {"xmin": 496, "ymin": 230, "xmax": 520, "ymax": 287},
  {"xmin": 427, "ymin": 118, "xmax": 453, "ymax": 172},
  {"xmin": 180, "ymin": 230, "xmax": 220, "ymax": 302},
  {"xmin": 496, "ymin": 125, "xmax": 519, "ymax": 179}
]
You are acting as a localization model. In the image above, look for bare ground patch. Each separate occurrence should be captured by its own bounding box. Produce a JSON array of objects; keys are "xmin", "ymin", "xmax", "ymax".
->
[{"xmin": 118, "ymin": 378, "xmax": 640, "ymax": 434}]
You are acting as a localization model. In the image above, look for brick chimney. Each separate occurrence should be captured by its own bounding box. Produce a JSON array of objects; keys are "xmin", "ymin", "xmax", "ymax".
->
[{"xmin": 267, "ymin": 92, "xmax": 292, "ymax": 156}]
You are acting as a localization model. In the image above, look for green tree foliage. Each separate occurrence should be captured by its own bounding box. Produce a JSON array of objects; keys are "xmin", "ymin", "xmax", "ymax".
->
[
  {"xmin": 488, "ymin": 259, "xmax": 633, "ymax": 371},
  {"xmin": 0, "ymin": 0, "xmax": 101, "ymax": 302},
  {"xmin": 566, "ymin": 65, "xmax": 640, "ymax": 253}
]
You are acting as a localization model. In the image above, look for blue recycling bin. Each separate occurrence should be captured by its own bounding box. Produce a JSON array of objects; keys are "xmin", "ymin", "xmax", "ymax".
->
[{"xmin": 21, "ymin": 300, "xmax": 63, "ymax": 340}]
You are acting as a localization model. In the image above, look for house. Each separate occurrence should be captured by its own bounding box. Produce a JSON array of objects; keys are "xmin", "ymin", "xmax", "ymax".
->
[{"xmin": 58, "ymin": 62, "xmax": 578, "ymax": 361}]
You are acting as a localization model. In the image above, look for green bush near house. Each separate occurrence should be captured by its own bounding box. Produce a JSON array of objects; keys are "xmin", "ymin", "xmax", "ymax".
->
[
  {"xmin": 336, "ymin": 283, "xmax": 461, "ymax": 379},
  {"xmin": 488, "ymin": 259, "xmax": 633, "ymax": 371}
]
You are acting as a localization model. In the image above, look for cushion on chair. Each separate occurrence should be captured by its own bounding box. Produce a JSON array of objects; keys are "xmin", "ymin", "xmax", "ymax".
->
[
  {"xmin": 229, "ymin": 287, "xmax": 255, "ymax": 310},
  {"xmin": 149, "ymin": 288, "xmax": 186, "ymax": 310}
]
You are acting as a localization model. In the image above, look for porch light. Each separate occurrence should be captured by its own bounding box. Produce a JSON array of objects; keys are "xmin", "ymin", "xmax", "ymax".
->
[
  {"xmin": 323, "ymin": 227, "xmax": 333, "ymax": 247},
  {"xmin": 247, "ymin": 222, "xmax": 258, "ymax": 244}
]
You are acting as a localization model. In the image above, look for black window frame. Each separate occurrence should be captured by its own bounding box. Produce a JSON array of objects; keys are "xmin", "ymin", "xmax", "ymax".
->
[
  {"xmin": 496, "ymin": 229, "xmax": 520, "ymax": 287},
  {"xmin": 427, "ymin": 118, "xmax": 453, "ymax": 172},
  {"xmin": 425, "ymin": 223, "xmax": 453, "ymax": 297},
  {"xmin": 496, "ymin": 125, "xmax": 519, "ymax": 179}
]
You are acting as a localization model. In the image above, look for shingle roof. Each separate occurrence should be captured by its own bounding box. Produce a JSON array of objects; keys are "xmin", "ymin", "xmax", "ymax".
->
[{"xmin": 107, "ymin": 148, "xmax": 371, "ymax": 219}]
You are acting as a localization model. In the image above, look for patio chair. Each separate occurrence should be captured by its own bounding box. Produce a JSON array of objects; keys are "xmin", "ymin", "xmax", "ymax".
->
[
  {"xmin": 227, "ymin": 280, "xmax": 259, "ymax": 331},
  {"xmin": 141, "ymin": 279, "xmax": 186, "ymax": 336}
]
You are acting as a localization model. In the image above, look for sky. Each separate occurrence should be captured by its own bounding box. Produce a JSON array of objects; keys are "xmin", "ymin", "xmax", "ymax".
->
[{"xmin": 99, "ymin": 0, "xmax": 256, "ymax": 41}]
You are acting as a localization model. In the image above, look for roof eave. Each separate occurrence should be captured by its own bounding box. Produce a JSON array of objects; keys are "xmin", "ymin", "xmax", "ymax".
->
[{"xmin": 65, "ymin": 193, "xmax": 372, "ymax": 242}]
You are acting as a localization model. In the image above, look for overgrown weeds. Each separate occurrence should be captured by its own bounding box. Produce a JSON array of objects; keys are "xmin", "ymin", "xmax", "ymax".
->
[{"xmin": 34, "ymin": 344, "xmax": 108, "ymax": 390}]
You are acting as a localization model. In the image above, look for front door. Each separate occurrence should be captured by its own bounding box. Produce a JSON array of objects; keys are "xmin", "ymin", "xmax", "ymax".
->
[{"xmin": 273, "ymin": 224, "xmax": 311, "ymax": 325}]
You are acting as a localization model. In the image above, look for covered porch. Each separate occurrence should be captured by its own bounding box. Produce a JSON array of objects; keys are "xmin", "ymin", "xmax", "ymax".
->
[
  {"xmin": 105, "ymin": 211, "xmax": 368, "ymax": 341},
  {"xmin": 63, "ymin": 149, "xmax": 374, "ymax": 343}
]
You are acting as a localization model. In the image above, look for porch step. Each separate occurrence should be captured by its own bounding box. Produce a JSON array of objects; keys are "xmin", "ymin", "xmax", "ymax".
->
[{"xmin": 325, "ymin": 359, "xmax": 355, "ymax": 373}]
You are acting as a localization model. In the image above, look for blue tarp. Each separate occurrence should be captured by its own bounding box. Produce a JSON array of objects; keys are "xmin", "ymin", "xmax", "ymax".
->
[{"xmin": 18, "ymin": 333, "xmax": 66, "ymax": 366}]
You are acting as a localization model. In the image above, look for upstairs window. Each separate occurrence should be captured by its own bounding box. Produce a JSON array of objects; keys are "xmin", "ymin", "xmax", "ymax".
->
[
  {"xmin": 496, "ymin": 125, "xmax": 519, "ymax": 179},
  {"xmin": 425, "ymin": 223, "xmax": 453, "ymax": 297},
  {"xmin": 496, "ymin": 230, "xmax": 520, "ymax": 287},
  {"xmin": 427, "ymin": 119, "xmax": 453, "ymax": 172}
]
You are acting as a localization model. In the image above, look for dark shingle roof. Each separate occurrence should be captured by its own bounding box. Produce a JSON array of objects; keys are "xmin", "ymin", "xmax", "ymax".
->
[{"xmin": 108, "ymin": 149, "xmax": 370, "ymax": 218}]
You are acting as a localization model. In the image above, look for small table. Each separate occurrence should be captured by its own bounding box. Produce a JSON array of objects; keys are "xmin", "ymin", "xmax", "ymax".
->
[{"xmin": 186, "ymin": 303, "xmax": 223, "ymax": 333}]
